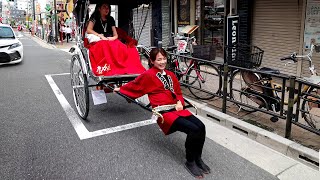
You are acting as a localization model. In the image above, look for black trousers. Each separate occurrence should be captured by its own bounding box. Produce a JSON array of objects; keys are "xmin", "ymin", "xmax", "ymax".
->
[
  {"xmin": 168, "ymin": 115, "xmax": 206, "ymax": 162},
  {"xmin": 66, "ymin": 33, "xmax": 71, "ymax": 43}
]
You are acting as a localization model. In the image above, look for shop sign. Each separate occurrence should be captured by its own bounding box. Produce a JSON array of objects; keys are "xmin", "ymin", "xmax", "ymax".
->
[
  {"xmin": 227, "ymin": 15, "xmax": 239, "ymax": 63},
  {"xmin": 304, "ymin": 0, "xmax": 320, "ymax": 49},
  {"xmin": 177, "ymin": 0, "xmax": 190, "ymax": 26}
]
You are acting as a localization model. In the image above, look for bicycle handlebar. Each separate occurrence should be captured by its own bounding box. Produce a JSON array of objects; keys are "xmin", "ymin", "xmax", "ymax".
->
[
  {"xmin": 281, "ymin": 44, "xmax": 318, "ymax": 75},
  {"xmin": 280, "ymin": 53, "xmax": 297, "ymax": 62}
]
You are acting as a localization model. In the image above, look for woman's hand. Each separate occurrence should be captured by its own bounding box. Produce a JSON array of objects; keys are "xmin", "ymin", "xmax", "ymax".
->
[
  {"xmin": 113, "ymin": 87, "xmax": 120, "ymax": 92},
  {"xmin": 99, "ymin": 34, "xmax": 109, "ymax": 40},
  {"xmin": 175, "ymin": 100, "xmax": 183, "ymax": 111},
  {"xmin": 107, "ymin": 37, "xmax": 116, "ymax": 41}
]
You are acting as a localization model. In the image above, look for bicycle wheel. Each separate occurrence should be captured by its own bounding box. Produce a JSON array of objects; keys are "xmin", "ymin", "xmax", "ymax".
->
[
  {"xmin": 186, "ymin": 63, "xmax": 221, "ymax": 100},
  {"xmin": 230, "ymin": 70, "xmax": 263, "ymax": 112},
  {"xmin": 301, "ymin": 88, "xmax": 319, "ymax": 129},
  {"xmin": 70, "ymin": 54, "xmax": 89, "ymax": 120}
]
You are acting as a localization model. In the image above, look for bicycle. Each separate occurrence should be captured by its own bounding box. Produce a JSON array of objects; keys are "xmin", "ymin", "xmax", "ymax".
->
[
  {"xmin": 230, "ymin": 44, "xmax": 320, "ymax": 129},
  {"xmin": 167, "ymin": 36, "xmax": 220, "ymax": 100},
  {"xmin": 46, "ymin": 30, "xmax": 56, "ymax": 45}
]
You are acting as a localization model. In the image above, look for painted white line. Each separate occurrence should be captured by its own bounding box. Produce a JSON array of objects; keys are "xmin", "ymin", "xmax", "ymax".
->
[
  {"xmin": 88, "ymin": 119, "xmax": 156, "ymax": 139},
  {"xmin": 49, "ymin": 72, "xmax": 70, "ymax": 76},
  {"xmin": 60, "ymin": 49, "xmax": 72, "ymax": 54},
  {"xmin": 45, "ymin": 74, "xmax": 90, "ymax": 140},
  {"xmin": 45, "ymin": 73, "xmax": 156, "ymax": 140}
]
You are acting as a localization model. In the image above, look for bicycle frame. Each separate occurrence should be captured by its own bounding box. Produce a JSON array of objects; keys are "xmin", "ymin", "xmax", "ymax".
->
[
  {"xmin": 233, "ymin": 44, "xmax": 319, "ymax": 118},
  {"xmin": 172, "ymin": 55, "xmax": 205, "ymax": 82}
]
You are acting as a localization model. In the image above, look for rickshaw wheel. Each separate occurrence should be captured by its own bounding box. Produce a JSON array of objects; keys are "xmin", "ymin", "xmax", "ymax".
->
[{"xmin": 70, "ymin": 54, "xmax": 89, "ymax": 120}]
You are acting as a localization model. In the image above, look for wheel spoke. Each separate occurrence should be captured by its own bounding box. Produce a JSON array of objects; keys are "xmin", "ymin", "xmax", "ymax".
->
[
  {"xmin": 187, "ymin": 64, "xmax": 220, "ymax": 100},
  {"xmin": 70, "ymin": 55, "xmax": 89, "ymax": 119}
]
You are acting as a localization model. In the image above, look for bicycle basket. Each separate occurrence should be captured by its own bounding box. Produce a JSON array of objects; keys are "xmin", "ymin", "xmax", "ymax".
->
[
  {"xmin": 192, "ymin": 44, "xmax": 216, "ymax": 60},
  {"xmin": 225, "ymin": 44, "xmax": 264, "ymax": 69}
]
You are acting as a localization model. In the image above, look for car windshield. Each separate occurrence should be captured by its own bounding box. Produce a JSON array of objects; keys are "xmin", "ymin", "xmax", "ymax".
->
[{"xmin": 0, "ymin": 27, "xmax": 15, "ymax": 38}]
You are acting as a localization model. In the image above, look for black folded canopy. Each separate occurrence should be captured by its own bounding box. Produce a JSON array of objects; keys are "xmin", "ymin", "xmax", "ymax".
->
[
  {"xmin": 73, "ymin": 0, "xmax": 152, "ymax": 23},
  {"xmin": 74, "ymin": 0, "xmax": 151, "ymax": 8}
]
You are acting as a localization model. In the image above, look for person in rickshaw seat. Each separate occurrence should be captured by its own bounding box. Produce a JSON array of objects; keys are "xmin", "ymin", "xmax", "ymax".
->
[{"xmin": 86, "ymin": 0, "xmax": 145, "ymax": 77}]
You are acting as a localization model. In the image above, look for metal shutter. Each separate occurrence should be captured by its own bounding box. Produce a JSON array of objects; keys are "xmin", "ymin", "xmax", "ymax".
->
[
  {"xmin": 162, "ymin": 0, "xmax": 170, "ymax": 47},
  {"xmin": 252, "ymin": 0, "xmax": 302, "ymax": 76},
  {"xmin": 132, "ymin": 4, "xmax": 152, "ymax": 46}
]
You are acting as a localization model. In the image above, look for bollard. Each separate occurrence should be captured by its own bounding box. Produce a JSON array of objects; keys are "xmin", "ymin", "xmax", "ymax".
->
[
  {"xmin": 285, "ymin": 76, "xmax": 296, "ymax": 138},
  {"xmin": 222, "ymin": 63, "xmax": 229, "ymax": 113}
]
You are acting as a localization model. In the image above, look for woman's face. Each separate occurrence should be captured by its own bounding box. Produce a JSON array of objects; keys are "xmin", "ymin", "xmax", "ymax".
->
[
  {"xmin": 99, "ymin": 4, "xmax": 110, "ymax": 17},
  {"xmin": 152, "ymin": 52, "xmax": 167, "ymax": 71}
]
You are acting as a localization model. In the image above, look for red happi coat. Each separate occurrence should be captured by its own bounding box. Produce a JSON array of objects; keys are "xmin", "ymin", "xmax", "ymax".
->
[{"xmin": 120, "ymin": 67, "xmax": 192, "ymax": 135}]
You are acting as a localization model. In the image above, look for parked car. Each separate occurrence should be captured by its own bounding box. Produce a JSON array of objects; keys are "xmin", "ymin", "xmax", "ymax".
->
[{"xmin": 0, "ymin": 24, "xmax": 23, "ymax": 65}]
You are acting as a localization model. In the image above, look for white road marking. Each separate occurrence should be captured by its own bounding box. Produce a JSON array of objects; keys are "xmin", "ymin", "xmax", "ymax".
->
[
  {"xmin": 45, "ymin": 74, "xmax": 90, "ymax": 140},
  {"xmin": 47, "ymin": 72, "xmax": 71, "ymax": 76},
  {"xmin": 60, "ymin": 49, "xmax": 72, "ymax": 54},
  {"xmin": 89, "ymin": 119, "xmax": 155, "ymax": 139},
  {"xmin": 45, "ymin": 73, "xmax": 156, "ymax": 140}
]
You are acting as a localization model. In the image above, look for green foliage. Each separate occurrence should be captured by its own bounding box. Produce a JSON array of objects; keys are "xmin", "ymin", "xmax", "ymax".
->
[{"xmin": 45, "ymin": 4, "xmax": 52, "ymax": 12}]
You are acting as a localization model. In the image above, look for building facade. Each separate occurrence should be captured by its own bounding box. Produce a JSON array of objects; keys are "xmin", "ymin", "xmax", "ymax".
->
[
  {"xmin": 169, "ymin": 0, "xmax": 320, "ymax": 76},
  {"xmin": 248, "ymin": 0, "xmax": 320, "ymax": 76}
]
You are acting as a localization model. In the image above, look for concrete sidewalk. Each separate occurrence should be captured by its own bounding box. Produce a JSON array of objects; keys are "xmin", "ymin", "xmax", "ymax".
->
[
  {"xmin": 198, "ymin": 112, "xmax": 320, "ymax": 180},
  {"xmin": 187, "ymin": 98, "xmax": 319, "ymax": 170},
  {"xmin": 25, "ymin": 32, "xmax": 320, "ymax": 178},
  {"xmin": 23, "ymin": 32, "xmax": 75, "ymax": 52}
]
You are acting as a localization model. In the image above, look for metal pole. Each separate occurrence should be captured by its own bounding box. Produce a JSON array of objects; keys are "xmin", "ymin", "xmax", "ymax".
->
[
  {"xmin": 32, "ymin": 0, "xmax": 36, "ymax": 35},
  {"xmin": 222, "ymin": 63, "xmax": 229, "ymax": 113},
  {"xmin": 27, "ymin": 3, "xmax": 29, "ymax": 28},
  {"xmin": 285, "ymin": 76, "xmax": 296, "ymax": 138},
  {"xmin": 54, "ymin": 0, "xmax": 58, "ymax": 42}
]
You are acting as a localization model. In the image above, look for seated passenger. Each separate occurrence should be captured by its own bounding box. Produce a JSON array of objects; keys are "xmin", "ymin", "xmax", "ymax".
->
[
  {"xmin": 86, "ymin": 0, "xmax": 145, "ymax": 76},
  {"xmin": 86, "ymin": 0, "xmax": 118, "ymax": 42}
]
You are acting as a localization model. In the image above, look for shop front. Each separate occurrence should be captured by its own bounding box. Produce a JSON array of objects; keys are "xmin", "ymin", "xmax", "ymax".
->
[
  {"xmin": 173, "ymin": 0, "xmax": 225, "ymax": 59},
  {"xmin": 251, "ymin": 0, "xmax": 320, "ymax": 76},
  {"xmin": 172, "ymin": 0, "xmax": 320, "ymax": 76}
]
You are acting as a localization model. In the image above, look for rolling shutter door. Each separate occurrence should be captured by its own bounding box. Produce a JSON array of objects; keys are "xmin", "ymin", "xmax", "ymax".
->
[
  {"xmin": 252, "ymin": 0, "xmax": 302, "ymax": 76},
  {"xmin": 132, "ymin": 5, "xmax": 152, "ymax": 46},
  {"xmin": 162, "ymin": 0, "xmax": 170, "ymax": 47}
]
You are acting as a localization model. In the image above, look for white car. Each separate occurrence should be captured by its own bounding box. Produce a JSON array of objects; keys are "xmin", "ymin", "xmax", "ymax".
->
[{"xmin": 0, "ymin": 24, "xmax": 23, "ymax": 65}]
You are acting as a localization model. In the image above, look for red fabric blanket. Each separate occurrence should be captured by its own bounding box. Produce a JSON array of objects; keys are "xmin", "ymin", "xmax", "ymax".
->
[{"xmin": 88, "ymin": 39, "xmax": 146, "ymax": 76}]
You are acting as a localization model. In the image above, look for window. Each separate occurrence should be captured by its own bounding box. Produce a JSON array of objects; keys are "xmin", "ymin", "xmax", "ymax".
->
[
  {"xmin": 0, "ymin": 27, "xmax": 14, "ymax": 38},
  {"xmin": 203, "ymin": 0, "xmax": 224, "ymax": 58}
]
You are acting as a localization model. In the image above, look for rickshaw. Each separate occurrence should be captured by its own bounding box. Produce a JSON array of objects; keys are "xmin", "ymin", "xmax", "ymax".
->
[{"xmin": 69, "ymin": 0, "xmax": 196, "ymax": 120}]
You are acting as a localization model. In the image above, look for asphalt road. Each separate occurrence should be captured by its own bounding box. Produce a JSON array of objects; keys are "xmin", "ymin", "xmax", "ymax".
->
[{"xmin": 0, "ymin": 33, "xmax": 278, "ymax": 180}]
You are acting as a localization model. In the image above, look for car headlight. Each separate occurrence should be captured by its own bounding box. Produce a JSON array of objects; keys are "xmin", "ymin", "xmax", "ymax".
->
[{"xmin": 8, "ymin": 43, "xmax": 21, "ymax": 50}]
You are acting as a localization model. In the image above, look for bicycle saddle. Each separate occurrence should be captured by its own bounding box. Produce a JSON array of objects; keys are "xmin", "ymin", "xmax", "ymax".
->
[{"xmin": 259, "ymin": 67, "xmax": 280, "ymax": 74}]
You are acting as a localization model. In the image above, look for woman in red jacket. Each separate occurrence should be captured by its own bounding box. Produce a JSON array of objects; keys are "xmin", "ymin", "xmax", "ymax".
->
[{"xmin": 114, "ymin": 48, "xmax": 210, "ymax": 178}]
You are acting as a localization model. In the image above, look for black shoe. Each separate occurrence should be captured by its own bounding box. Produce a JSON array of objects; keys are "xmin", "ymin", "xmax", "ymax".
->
[
  {"xmin": 196, "ymin": 159, "xmax": 211, "ymax": 174},
  {"xmin": 184, "ymin": 161, "xmax": 204, "ymax": 178}
]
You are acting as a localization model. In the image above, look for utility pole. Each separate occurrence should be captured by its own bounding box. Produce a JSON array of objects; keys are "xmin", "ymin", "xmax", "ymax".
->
[
  {"xmin": 32, "ymin": 0, "xmax": 36, "ymax": 35},
  {"xmin": 54, "ymin": 0, "xmax": 58, "ymax": 42}
]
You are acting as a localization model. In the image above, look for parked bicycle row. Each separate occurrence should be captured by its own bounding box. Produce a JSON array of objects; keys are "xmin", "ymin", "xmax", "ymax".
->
[{"xmin": 161, "ymin": 42, "xmax": 320, "ymax": 137}]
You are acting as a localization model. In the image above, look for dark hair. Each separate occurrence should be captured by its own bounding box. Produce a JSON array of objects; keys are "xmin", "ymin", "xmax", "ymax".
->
[
  {"xmin": 89, "ymin": 0, "xmax": 111, "ymax": 21},
  {"xmin": 148, "ymin": 48, "xmax": 167, "ymax": 68}
]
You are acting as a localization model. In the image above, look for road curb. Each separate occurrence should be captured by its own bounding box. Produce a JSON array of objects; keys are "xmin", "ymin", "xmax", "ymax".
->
[
  {"xmin": 186, "ymin": 98, "xmax": 319, "ymax": 170},
  {"xmin": 24, "ymin": 33, "xmax": 57, "ymax": 49}
]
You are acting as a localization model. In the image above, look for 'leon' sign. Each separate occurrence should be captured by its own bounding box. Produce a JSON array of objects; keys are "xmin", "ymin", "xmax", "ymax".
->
[{"xmin": 227, "ymin": 15, "xmax": 239, "ymax": 64}]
